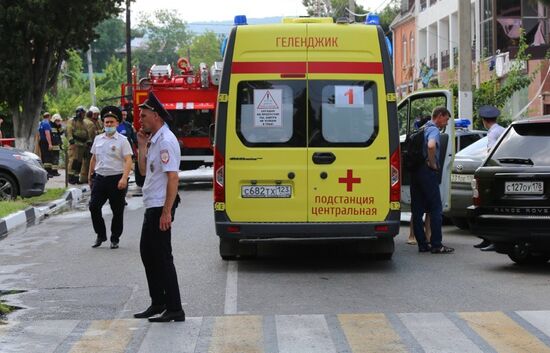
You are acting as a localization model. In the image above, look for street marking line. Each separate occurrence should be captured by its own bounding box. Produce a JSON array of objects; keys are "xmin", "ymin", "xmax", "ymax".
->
[
  {"xmin": 338, "ymin": 313, "xmax": 407, "ymax": 353},
  {"xmin": 224, "ymin": 261, "xmax": 238, "ymax": 315},
  {"xmin": 460, "ymin": 311, "xmax": 550, "ymax": 353},
  {"xmin": 138, "ymin": 317, "xmax": 202, "ymax": 353},
  {"xmin": 400, "ymin": 312, "xmax": 483, "ymax": 353},
  {"xmin": 0, "ymin": 320, "xmax": 79, "ymax": 353},
  {"xmin": 516, "ymin": 311, "xmax": 550, "ymax": 340},
  {"xmin": 208, "ymin": 315, "xmax": 263, "ymax": 353},
  {"xmin": 69, "ymin": 319, "xmax": 137, "ymax": 353},
  {"xmin": 276, "ymin": 315, "xmax": 337, "ymax": 353}
]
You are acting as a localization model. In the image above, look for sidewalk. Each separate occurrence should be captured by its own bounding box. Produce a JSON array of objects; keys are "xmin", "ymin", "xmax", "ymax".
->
[{"xmin": 0, "ymin": 169, "xmax": 89, "ymax": 237}]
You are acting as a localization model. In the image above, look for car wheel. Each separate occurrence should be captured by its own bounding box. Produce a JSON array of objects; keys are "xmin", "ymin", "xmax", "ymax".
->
[
  {"xmin": 0, "ymin": 172, "xmax": 19, "ymax": 200},
  {"xmin": 451, "ymin": 217, "xmax": 469, "ymax": 230}
]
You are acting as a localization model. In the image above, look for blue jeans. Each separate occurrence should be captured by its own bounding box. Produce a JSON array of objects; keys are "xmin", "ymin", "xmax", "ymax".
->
[{"xmin": 411, "ymin": 165, "xmax": 443, "ymax": 249}]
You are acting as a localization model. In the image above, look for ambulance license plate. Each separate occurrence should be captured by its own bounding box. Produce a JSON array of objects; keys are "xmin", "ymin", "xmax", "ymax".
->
[{"xmin": 241, "ymin": 185, "xmax": 292, "ymax": 198}]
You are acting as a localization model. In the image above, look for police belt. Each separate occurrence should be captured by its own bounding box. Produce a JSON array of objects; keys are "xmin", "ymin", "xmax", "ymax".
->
[{"xmin": 93, "ymin": 173, "xmax": 123, "ymax": 179}]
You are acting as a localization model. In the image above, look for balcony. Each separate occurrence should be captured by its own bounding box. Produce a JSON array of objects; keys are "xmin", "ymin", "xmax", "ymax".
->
[
  {"xmin": 420, "ymin": 0, "xmax": 427, "ymax": 11},
  {"xmin": 429, "ymin": 54, "xmax": 438, "ymax": 71},
  {"xmin": 441, "ymin": 50, "xmax": 450, "ymax": 70}
]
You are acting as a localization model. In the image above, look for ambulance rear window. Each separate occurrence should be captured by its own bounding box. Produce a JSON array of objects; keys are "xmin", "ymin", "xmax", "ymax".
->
[
  {"xmin": 309, "ymin": 81, "xmax": 378, "ymax": 147},
  {"xmin": 236, "ymin": 80, "xmax": 306, "ymax": 147}
]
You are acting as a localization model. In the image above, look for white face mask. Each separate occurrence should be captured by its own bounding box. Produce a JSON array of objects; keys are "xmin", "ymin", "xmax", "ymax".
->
[{"xmin": 104, "ymin": 126, "xmax": 116, "ymax": 135}]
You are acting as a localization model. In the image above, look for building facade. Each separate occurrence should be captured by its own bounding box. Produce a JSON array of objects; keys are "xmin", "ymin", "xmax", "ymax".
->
[{"xmin": 391, "ymin": 0, "xmax": 550, "ymax": 118}]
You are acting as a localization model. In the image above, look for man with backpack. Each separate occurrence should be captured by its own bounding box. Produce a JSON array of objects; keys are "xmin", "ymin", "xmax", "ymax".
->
[{"xmin": 410, "ymin": 106, "xmax": 454, "ymax": 254}]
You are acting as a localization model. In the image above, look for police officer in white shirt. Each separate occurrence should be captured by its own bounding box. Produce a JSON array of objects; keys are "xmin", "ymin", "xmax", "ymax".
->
[
  {"xmin": 89, "ymin": 106, "xmax": 133, "ymax": 249},
  {"xmin": 479, "ymin": 105, "xmax": 506, "ymax": 152},
  {"xmin": 133, "ymin": 92, "xmax": 185, "ymax": 323}
]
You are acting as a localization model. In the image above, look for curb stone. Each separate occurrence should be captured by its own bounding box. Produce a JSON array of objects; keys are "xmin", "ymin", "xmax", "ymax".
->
[{"xmin": 0, "ymin": 185, "xmax": 90, "ymax": 238}]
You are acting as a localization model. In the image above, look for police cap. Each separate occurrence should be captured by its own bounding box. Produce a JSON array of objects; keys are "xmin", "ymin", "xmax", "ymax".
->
[
  {"xmin": 479, "ymin": 105, "xmax": 500, "ymax": 119},
  {"xmin": 100, "ymin": 106, "xmax": 122, "ymax": 122},
  {"xmin": 138, "ymin": 92, "xmax": 172, "ymax": 121}
]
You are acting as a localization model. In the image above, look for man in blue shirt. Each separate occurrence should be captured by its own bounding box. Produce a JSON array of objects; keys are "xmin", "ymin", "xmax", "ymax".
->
[
  {"xmin": 116, "ymin": 109, "xmax": 137, "ymax": 148},
  {"xmin": 411, "ymin": 106, "xmax": 454, "ymax": 254},
  {"xmin": 38, "ymin": 112, "xmax": 54, "ymax": 177}
]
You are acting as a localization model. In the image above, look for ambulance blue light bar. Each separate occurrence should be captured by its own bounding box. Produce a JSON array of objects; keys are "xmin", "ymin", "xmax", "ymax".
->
[
  {"xmin": 366, "ymin": 13, "xmax": 380, "ymax": 25},
  {"xmin": 455, "ymin": 118, "xmax": 471, "ymax": 128},
  {"xmin": 234, "ymin": 15, "xmax": 248, "ymax": 26}
]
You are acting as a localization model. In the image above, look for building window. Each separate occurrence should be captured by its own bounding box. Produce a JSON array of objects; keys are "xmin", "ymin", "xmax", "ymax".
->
[{"xmin": 481, "ymin": 0, "xmax": 493, "ymax": 57}]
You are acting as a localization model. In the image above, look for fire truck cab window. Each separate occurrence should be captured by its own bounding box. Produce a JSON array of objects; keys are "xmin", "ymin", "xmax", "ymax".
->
[{"xmin": 169, "ymin": 109, "xmax": 213, "ymax": 138}]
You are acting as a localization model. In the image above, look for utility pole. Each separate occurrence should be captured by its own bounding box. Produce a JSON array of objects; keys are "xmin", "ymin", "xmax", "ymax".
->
[
  {"xmin": 458, "ymin": 0, "xmax": 473, "ymax": 126},
  {"xmin": 349, "ymin": 0, "xmax": 355, "ymax": 22},
  {"xmin": 86, "ymin": 47, "xmax": 96, "ymax": 106},
  {"xmin": 126, "ymin": 0, "xmax": 132, "ymax": 97}
]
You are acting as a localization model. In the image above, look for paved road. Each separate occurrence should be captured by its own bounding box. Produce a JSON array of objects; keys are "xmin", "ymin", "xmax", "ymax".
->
[{"xmin": 1, "ymin": 183, "xmax": 550, "ymax": 352}]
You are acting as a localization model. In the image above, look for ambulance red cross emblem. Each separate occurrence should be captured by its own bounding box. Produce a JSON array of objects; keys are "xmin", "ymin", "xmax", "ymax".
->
[{"xmin": 338, "ymin": 169, "xmax": 361, "ymax": 192}]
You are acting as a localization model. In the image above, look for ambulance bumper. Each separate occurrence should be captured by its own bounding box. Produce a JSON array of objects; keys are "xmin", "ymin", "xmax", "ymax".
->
[{"xmin": 215, "ymin": 212, "xmax": 400, "ymax": 240}]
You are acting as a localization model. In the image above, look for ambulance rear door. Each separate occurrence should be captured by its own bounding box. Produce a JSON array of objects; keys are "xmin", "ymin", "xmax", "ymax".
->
[
  {"xmin": 398, "ymin": 90, "xmax": 454, "ymax": 212},
  {"xmin": 223, "ymin": 24, "xmax": 309, "ymax": 222},
  {"xmin": 307, "ymin": 24, "xmax": 390, "ymax": 222}
]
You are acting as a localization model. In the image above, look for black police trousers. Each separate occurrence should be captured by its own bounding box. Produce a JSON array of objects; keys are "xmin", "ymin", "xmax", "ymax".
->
[
  {"xmin": 89, "ymin": 174, "xmax": 126, "ymax": 243},
  {"xmin": 140, "ymin": 205, "xmax": 182, "ymax": 312}
]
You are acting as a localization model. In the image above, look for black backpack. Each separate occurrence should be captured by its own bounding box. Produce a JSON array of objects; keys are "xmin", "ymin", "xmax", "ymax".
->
[{"xmin": 403, "ymin": 127, "xmax": 426, "ymax": 171}]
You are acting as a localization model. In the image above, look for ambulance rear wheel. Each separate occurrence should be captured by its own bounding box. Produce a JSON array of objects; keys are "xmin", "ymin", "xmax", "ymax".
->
[{"xmin": 220, "ymin": 238, "xmax": 238, "ymax": 260}]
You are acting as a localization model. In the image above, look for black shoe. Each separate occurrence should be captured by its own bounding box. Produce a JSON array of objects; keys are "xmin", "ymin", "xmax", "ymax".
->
[
  {"xmin": 134, "ymin": 305, "xmax": 166, "ymax": 319},
  {"xmin": 480, "ymin": 243, "xmax": 496, "ymax": 252},
  {"xmin": 92, "ymin": 238, "xmax": 106, "ymax": 248},
  {"xmin": 418, "ymin": 245, "xmax": 432, "ymax": 253},
  {"xmin": 110, "ymin": 242, "xmax": 119, "ymax": 249},
  {"xmin": 148, "ymin": 310, "xmax": 186, "ymax": 322},
  {"xmin": 474, "ymin": 239, "xmax": 491, "ymax": 248}
]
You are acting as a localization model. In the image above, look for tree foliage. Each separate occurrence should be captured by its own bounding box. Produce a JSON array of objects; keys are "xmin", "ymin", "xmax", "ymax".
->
[
  {"xmin": 187, "ymin": 31, "xmax": 223, "ymax": 68},
  {"xmin": 302, "ymin": 0, "xmax": 365, "ymax": 22},
  {"xmin": 89, "ymin": 17, "xmax": 127, "ymax": 71},
  {"xmin": 0, "ymin": 0, "xmax": 123, "ymax": 149},
  {"xmin": 133, "ymin": 10, "xmax": 193, "ymax": 75}
]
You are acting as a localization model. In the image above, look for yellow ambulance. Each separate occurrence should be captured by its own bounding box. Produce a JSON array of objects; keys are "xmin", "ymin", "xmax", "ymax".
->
[{"xmin": 213, "ymin": 16, "xmax": 401, "ymax": 260}]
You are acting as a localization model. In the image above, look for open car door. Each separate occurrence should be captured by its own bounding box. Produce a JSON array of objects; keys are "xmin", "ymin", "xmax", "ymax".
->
[{"xmin": 398, "ymin": 90, "xmax": 455, "ymax": 212}]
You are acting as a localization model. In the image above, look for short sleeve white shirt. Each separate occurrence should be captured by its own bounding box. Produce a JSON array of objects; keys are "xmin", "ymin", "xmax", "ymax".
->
[
  {"xmin": 90, "ymin": 132, "xmax": 133, "ymax": 176},
  {"xmin": 487, "ymin": 123, "xmax": 505, "ymax": 151},
  {"xmin": 142, "ymin": 123, "xmax": 180, "ymax": 208}
]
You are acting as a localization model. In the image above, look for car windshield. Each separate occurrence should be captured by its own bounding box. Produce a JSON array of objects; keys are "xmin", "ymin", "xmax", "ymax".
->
[
  {"xmin": 487, "ymin": 122, "xmax": 550, "ymax": 166},
  {"xmin": 456, "ymin": 136, "xmax": 488, "ymax": 158}
]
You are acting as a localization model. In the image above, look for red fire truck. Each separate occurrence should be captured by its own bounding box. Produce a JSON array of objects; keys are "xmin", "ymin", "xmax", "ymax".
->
[{"xmin": 121, "ymin": 57, "xmax": 222, "ymax": 171}]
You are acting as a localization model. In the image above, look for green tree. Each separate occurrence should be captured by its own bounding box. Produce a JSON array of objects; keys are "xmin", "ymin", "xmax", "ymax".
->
[
  {"xmin": 187, "ymin": 31, "xmax": 222, "ymax": 67},
  {"xmin": 90, "ymin": 17, "xmax": 126, "ymax": 72},
  {"xmin": 302, "ymin": 0, "xmax": 366, "ymax": 22},
  {"xmin": 378, "ymin": 0, "xmax": 400, "ymax": 35},
  {"xmin": 0, "ymin": 0, "xmax": 123, "ymax": 150},
  {"xmin": 133, "ymin": 10, "xmax": 193, "ymax": 75}
]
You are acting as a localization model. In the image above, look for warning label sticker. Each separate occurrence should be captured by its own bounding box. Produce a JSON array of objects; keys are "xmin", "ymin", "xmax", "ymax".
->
[{"xmin": 254, "ymin": 89, "xmax": 282, "ymax": 127}]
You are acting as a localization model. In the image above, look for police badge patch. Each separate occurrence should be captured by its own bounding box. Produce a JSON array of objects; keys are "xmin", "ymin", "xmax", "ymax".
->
[
  {"xmin": 111, "ymin": 145, "xmax": 116, "ymax": 152},
  {"xmin": 160, "ymin": 149, "xmax": 170, "ymax": 164}
]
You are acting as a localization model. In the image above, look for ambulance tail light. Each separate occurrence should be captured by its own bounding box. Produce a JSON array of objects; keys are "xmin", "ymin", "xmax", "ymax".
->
[
  {"xmin": 390, "ymin": 149, "xmax": 400, "ymax": 202},
  {"xmin": 375, "ymin": 225, "xmax": 389, "ymax": 232},
  {"xmin": 214, "ymin": 147, "xmax": 225, "ymax": 202}
]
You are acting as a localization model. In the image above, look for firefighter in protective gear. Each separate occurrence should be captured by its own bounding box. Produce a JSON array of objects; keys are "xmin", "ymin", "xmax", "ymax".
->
[
  {"xmin": 50, "ymin": 114, "xmax": 64, "ymax": 176},
  {"xmin": 80, "ymin": 107, "xmax": 102, "ymax": 184},
  {"xmin": 66, "ymin": 106, "xmax": 92, "ymax": 184}
]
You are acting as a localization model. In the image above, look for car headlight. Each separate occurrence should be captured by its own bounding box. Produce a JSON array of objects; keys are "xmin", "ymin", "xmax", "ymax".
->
[{"xmin": 13, "ymin": 153, "xmax": 43, "ymax": 167}]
